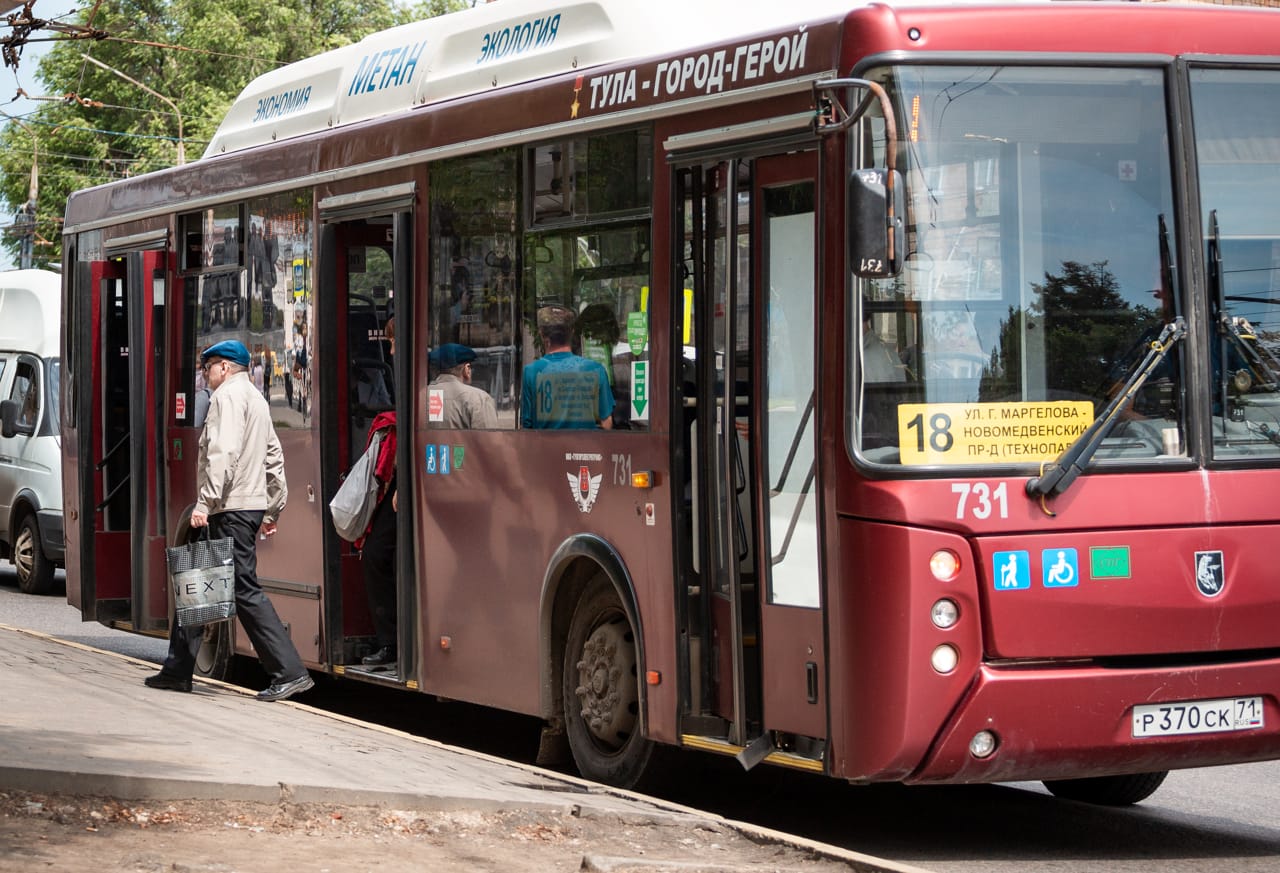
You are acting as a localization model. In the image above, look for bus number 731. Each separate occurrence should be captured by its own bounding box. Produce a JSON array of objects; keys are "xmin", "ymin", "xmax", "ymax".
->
[{"xmin": 952, "ymin": 482, "xmax": 1009, "ymax": 520}]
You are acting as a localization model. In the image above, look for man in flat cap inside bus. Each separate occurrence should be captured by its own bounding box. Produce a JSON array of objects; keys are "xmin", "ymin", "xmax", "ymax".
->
[
  {"xmin": 428, "ymin": 342, "xmax": 498, "ymax": 429},
  {"xmin": 520, "ymin": 305, "xmax": 614, "ymax": 429},
  {"xmin": 146, "ymin": 339, "xmax": 314, "ymax": 702}
]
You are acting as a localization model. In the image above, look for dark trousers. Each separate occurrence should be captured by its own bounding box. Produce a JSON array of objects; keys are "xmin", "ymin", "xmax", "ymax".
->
[
  {"xmin": 361, "ymin": 496, "xmax": 398, "ymax": 649},
  {"xmin": 161, "ymin": 510, "xmax": 306, "ymax": 685}
]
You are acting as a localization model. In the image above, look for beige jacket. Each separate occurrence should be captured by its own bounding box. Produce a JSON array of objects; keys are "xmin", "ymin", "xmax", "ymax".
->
[{"xmin": 195, "ymin": 371, "xmax": 287, "ymax": 523}]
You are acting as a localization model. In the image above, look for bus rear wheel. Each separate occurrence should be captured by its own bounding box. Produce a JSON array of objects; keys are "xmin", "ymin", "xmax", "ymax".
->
[
  {"xmin": 1043, "ymin": 771, "xmax": 1168, "ymax": 806},
  {"xmin": 562, "ymin": 578, "xmax": 654, "ymax": 789},
  {"xmin": 14, "ymin": 514, "xmax": 55, "ymax": 595},
  {"xmin": 195, "ymin": 619, "xmax": 235, "ymax": 682}
]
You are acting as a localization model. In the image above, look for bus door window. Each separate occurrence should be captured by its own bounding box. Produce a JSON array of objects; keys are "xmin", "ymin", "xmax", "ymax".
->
[
  {"xmin": 345, "ymin": 227, "xmax": 395, "ymax": 449},
  {"xmin": 101, "ymin": 268, "xmax": 131, "ymax": 533},
  {"xmin": 759, "ymin": 180, "xmax": 819, "ymax": 610}
]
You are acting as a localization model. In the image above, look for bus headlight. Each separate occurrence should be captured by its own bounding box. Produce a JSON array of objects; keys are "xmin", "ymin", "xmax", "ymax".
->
[
  {"xmin": 930, "ymin": 644, "xmax": 958, "ymax": 674},
  {"xmin": 929, "ymin": 549, "xmax": 960, "ymax": 582},
  {"xmin": 931, "ymin": 599, "xmax": 959, "ymax": 629}
]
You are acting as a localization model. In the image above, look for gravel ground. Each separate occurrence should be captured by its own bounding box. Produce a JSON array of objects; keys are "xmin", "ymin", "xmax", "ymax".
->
[{"xmin": 0, "ymin": 789, "xmax": 873, "ymax": 873}]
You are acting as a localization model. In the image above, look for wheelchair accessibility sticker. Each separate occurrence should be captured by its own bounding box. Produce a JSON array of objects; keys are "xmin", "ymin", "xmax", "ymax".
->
[
  {"xmin": 1042, "ymin": 548, "xmax": 1079, "ymax": 588},
  {"xmin": 425, "ymin": 444, "xmax": 452, "ymax": 475},
  {"xmin": 993, "ymin": 551, "xmax": 1030, "ymax": 590}
]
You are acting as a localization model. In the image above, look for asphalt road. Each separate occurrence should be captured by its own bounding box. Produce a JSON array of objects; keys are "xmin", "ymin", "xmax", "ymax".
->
[{"xmin": 4, "ymin": 568, "xmax": 1279, "ymax": 873}]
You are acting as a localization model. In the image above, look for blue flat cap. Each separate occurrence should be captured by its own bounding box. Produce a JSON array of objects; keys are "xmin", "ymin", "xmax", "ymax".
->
[
  {"xmin": 429, "ymin": 343, "xmax": 477, "ymax": 370},
  {"xmin": 201, "ymin": 339, "xmax": 251, "ymax": 367}
]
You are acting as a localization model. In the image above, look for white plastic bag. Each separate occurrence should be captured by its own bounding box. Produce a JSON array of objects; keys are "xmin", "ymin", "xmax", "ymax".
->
[{"xmin": 329, "ymin": 430, "xmax": 384, "ymax": 542}]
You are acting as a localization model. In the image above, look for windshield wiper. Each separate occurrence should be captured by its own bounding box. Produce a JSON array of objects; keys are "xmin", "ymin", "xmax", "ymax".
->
[
  {"xmin": 1207, "ymin": 210, "xmax": 1280, "ymax": 420},
  {"xmin": 1026, "ymin": 317, "xmax": 1186, "ymax": 500}
]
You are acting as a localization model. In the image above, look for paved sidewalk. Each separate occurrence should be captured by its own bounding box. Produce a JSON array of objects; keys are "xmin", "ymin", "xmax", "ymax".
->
[{"xmin": 0, "ymin": 624, "xmax": 929, "ymax": 873}]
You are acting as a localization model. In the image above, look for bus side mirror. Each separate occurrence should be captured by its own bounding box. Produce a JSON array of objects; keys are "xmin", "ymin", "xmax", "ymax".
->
[
  {"xmin": 0, "ymin": 399, "xmax": 32, "ymax": 439},
  {"xmin": 849, "ymin": 168, "xmax": 905, "ymax": 279}
]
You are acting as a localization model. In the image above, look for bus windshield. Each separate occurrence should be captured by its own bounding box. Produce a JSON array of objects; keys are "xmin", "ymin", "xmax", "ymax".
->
[
  {"xmin": 856, "ymin": 65, "xmax": 1183, "ymax": 468},
  {"xmin": 1191, "ymin": 67, "xmax": 1280, "ymax": 460}
]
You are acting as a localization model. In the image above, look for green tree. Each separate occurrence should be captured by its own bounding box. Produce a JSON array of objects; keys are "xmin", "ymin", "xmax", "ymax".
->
[{"xmin": 0, "ymin": 0, "xmax": 466, "ymax": 268}]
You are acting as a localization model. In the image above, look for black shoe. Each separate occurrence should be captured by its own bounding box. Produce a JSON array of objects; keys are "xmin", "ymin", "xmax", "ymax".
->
[
  {"xmin": 144, "ymin": 673, "xmax": 192, "ymax": 693},
  {"xmin": 361, "ymin": 645, "xmax": 396, "ymax": 666},
  {"xmin": 256, "ymin": 673, "xmax": 314, "ymax": 701}
]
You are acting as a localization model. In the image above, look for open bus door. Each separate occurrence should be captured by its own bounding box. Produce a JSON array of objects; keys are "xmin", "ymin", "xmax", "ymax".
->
[
  {"xmin": 318, "ymin": 196, "xmax": 416, "ymax": 684},
  {"xmin": 676, "ymin": 150, "xmax": 827, "ymax": 770},
  {"xmin": 66, "ymin": 245, "xmax": 170, "ymax": 631}
]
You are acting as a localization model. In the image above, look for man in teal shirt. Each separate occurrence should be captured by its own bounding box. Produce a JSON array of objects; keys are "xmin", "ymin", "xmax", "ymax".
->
[{"xmin": 521, "ymin": 305, "xmax": 614, "ymax": 429}]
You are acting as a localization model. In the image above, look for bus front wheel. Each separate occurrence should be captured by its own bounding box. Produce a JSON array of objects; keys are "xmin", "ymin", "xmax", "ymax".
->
[
  {"xmin": 1043, "ymin": 771, "xmax": 1169, "ymax": 806},
  {"xmin": 562, "ymin": 578, "xmax": 654, "ymax": 789}
]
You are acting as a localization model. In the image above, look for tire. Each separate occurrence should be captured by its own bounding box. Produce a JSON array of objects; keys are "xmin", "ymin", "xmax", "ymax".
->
[
  {"xmin": 13, "ymin": 514, "xmax": 55, "ymax": 595},
  {"xmin": 562, "ymin": 577, "xmax": 655, "ymax": 788},
  {"xmin": 1043, "ymin": 771, "xmax": 1169, "ymax": 806},
  {"xmin": 193, "ymin": 618, "xmax": 245, "ymax": 683}
]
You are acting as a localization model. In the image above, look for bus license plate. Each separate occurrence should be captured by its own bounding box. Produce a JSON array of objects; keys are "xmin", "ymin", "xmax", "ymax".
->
[{"xmin": 1132, "ymin": 697, "xmax": 1264, "ymax": 738}]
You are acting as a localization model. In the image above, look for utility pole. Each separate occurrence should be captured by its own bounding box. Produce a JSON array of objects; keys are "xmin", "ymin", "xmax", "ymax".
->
[{"xmin": 3, "ymin": 114, "xmax": 38, "ymax": 269}]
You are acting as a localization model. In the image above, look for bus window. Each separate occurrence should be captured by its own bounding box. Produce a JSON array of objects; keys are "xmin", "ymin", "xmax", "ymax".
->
[
  {"xmin": 428, "ymin": 149, "xmax": 520, "ymax": 428},
  {"xmin": 184, "ymin": 191, "xmax": 312, "ymax": 429},
  {"xmin": 522, "ymin": 128, "xmax": 653, "ymax": 430},
  {"xmin": 523, "ymin": 224, "xmax": 651, "ymax": 431},
  {"xmin": 1190, "ymin": 67, "xmax": 1280, "ymax": 460},
  {"xmin": 855, "ymin": 66, "xmax": 1181, "ymax": 468}
]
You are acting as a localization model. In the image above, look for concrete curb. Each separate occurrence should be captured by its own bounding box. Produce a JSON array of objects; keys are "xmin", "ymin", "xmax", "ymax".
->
[{"xmin": 1, "ymin": 625, "xmax": 935, "ymax": 873}]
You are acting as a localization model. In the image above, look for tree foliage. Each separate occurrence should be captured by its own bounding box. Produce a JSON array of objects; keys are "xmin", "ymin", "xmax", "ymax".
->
[{"xmin": 0, "ymin": 0, "xmax": 468, "ymax": 269}]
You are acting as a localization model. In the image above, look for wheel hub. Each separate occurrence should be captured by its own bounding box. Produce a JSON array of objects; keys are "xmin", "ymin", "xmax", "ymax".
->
[
  {"xmin": 14, "ymin": 525, "xmax": 34, "ymax": 581},
  {"xmin": 573, "ymin": 619, "xmax": 638, "ymax": 749}
]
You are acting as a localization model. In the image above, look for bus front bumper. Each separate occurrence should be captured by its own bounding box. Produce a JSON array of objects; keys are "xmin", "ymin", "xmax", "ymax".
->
[{"xmin": 908, "ymin": 657, "xmax": 1280, "ymax": 784}]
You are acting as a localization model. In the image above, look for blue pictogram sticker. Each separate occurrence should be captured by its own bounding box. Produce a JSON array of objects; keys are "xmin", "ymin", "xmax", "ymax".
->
[
  {"xmin": 1042, "ymin": 548, "xmax": 1079, "ymax": 588},
  {"xmin": 993, "ymin": 551, "xmax": 1030, "ymax": 590},
  {"xmin": 425, "ymin": 444, "xmax": 437, "ymax": 474},
  {"xmin": 438, "ymin": 444, "xmax": 450, "ymax": 475}
]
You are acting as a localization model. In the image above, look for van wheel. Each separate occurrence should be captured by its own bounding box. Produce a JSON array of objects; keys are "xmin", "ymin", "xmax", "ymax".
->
[
  {"xmin": 562, "ymin": 578, "xmax": 654, "ymax": 788},
  {"xmin": 14, "ymin": 515, "xmax": 54, "ymax": 595},
  {"xmin": 1043, "ymin": 771, "xmax": 1169, "ymax": 806}
]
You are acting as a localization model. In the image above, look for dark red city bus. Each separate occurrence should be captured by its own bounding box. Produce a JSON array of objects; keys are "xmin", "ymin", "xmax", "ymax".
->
[{"xmin": 61, "ymin": 0, "xmax": 1280, "ymax": 803}]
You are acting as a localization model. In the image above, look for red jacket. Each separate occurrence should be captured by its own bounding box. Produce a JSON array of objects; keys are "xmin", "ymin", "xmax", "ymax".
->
[{"xmin": 355, "ymin": 411, "xmax": 396, "ymax": 549}]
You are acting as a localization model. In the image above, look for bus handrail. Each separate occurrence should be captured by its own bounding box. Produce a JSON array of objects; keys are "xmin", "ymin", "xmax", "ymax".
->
[
  {"xmin": 772, "ymin": 391, "xmax": 815, "ymax": 494},
  {"xmin": 94, "ymin": 474, "xmax": 130, "ymax": 513},
  {"xmin": 771, "ymin": 462, "xmax": 815, "ymax": 568},
  {"xmin": 94, "ymin": 432, "xmax": 130, "ymax": 472}
]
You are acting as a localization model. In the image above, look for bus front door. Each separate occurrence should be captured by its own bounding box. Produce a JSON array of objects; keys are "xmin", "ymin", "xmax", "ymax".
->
[
  {"xmin": 69, "ymin": 248, "xmax": 169, "ymax": 631},
  {"xmin": 676, "ymin": 151, "xmax": 827, "ymax": 768}
]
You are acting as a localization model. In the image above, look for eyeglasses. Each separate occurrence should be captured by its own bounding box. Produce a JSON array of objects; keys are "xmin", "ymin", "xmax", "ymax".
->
[{"xmin": 201, "ymin": 359, "xmax": 225, "ymax": 374}]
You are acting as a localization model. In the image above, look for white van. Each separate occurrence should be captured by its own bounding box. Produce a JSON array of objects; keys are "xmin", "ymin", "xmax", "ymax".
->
[{"xmin": 0, "ymin": 269, "xmax": 63, "ymax": 594}]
